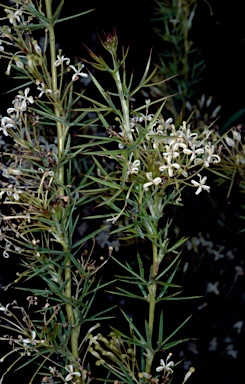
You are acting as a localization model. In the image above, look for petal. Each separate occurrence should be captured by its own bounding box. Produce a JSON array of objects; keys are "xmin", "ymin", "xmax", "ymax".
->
[
  {"xmin": 143, "ymin": 182, "xmax": 152, "ymax": 191},
  {"xmin": 146, "ymin": 172, "xmax": 153, "ymax": 181},
  {"xmin": 153, "ymin": 177, "xmax": 162, "ymax": 185},
  {"xmin": 73, "ymin": 372, "xmax": 81, "ymax": 377},
  {"xmin": 156, "ymin": 366, "xmax": 164, "ymax": 372}
]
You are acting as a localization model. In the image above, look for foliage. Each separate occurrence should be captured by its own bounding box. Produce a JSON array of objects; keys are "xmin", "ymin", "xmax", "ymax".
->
[
  {"xmin": 0, "ymin": 1, "xmax": 237, "ymax": 384},
  {"xmin": 151, "ymin": 0, "xmax": 221, "ymax": 122}
]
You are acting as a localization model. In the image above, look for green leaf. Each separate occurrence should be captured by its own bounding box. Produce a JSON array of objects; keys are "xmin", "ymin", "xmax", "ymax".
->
[
  {"xmin": 71, "ymin": 225, "xmax": 108, "ymax": 249},
  {"xmin": 120, "ymin": 309, "xmax": 147, "ymax": 345},
  {"xmin": 111, "ymin": 256, "xmax": 147, "ymax": 284},
  {"xmin": 157, "ymin": 263, "xmax": 180, "ymax": 300},
  {"xmin": 55, "ymin": 8, "xmax": 95, "ymax": 24},
  {"xmin": 82, "ymin": 305, "xmax": 117, "ymax": 323},
  {"xmin": 155, "ymin": 253, "xmax": 182, "ymax": 282},
  {"xmin": 168, "ymin": 236, "xmax": 187, "ymax": 253},
  {"xmin": 29, "ymin": 106, "xmax": 67, "ymax": 124},
  {"xmin": 157, "ymin": 311, "xmax": 164, "ymax": 348},
  {"xmin": 164, "ymin": 338, "xmax": 190, "ymax": 350},
  {"xmin": 106, "ymin": 287, "xmax": 146, "ymax": 301},
  {"xmin": 161, "ymin": 314, "xmax": 192, "ymax": 347}
]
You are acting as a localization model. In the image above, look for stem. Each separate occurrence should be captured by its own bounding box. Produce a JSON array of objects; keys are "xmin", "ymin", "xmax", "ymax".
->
[
  {"xmin": 145, "ymin": 193, "xmax": 162, "ymax": 374},
  {"xmin": 45, "ymin": 0, "xmax": 80, "ymax": 374},
  {"xmin": 145, "ymin": 242, "xmax": 158, "ymax": 374},
  {"xmin": 45, "ymin": 0, "xmax": 65, "ymax": 189}
]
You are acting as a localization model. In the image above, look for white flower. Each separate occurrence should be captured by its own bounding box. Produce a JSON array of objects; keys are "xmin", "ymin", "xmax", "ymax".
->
[
  {"xmin": 36, "ymin": 82, "xmax": 53, "ymax": 98},
  {"xmin": 11, "ymin": 96, "xmax": 28, "ymax": 115},
  {"xmin": 65, "ymin": 365, "xmax": 81, "ymax": 381},
  {"xmin": 6, "ymin": 8, "xmax": 22, "ymax": 24},
  {"xmin": 55, "ymin": 54, "xmax": 70, "ymax": 66},
  {"xmin": 191, "ymin": 174, "xmax": 210, "ymax": 195},
  {"xmin": 206, "ymin": 281, "xmax": 219, "ymax": 295},
  {"xmin": 127, "ymin": 159, "xmax": 140, "ymax": 175},
  {"xmin": 143, "ymin": 172, "xmax": 162, "ymax": 191},
  {"xmin": 208, "ymin": 337, "xmax": 218, "ymax": 351},
  {"xmin": 203, "ymin": 143, "xmax": 221, "ymax": 167},
  {"xmin": 0, "ymin": 116, "xmax": 15, "ymax": 136},
  {"xmin": 178, "ymin": 123, "xmax": 198, "ymax": 143},
  {"xmin": 22, "ymin": 330, "xmax": 38, "ymax": 346},
  {"xmin": 162, "ymin": 144, "xmax": 180, "ymax": 160},
  {"xmin": 156, "ymin": 353, "xmax": 174, "ymax": 374},
  {"xmin": 16, "ymin": 88, "xmax": 34, "ymax": 109},
  {"xmin": 6, "ymin": 184, "xmax": 21, "ymax": 200},
  {"xmin": 233, "ymin": 321, "xmax": 243, "ymax": 334},
  {"xmin": 183, "ymin": 144, "xmax": 204, "ymax": 162},
  {"xmin": 0, "ymin": 40, "xmax": 4, "ymax": 52},
  {"xmin": 225, "ymin": 344, "xmax": 238, "ymax": 358},
  {"xmin": 69, "ymin": 64, "xmax": 88, "ymax": 81},
  {"xmin": 0, "ymin": 303, "xmax": 10, "ymax": 313},
  {"xmin": 159, "ymin": 156, "xmax": 180, "ymax": 177}
]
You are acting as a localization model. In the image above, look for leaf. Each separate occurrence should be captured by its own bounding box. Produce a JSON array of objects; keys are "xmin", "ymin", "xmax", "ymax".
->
[
  {"xmin": 164, "ymin": 338, "xmax": 190, "ymax": 350},
  {"xmin": 106, "ymin": 287, "xmax": 146, "ymax": 301},
  {"xmin": 157, "ymin": 263, "xmax": 180, "ymax": 300},
  {"xmin": 157, "ymin": 311, "xmax": 164, "ymax": 348},
  {"xmin": 110, "ymin": 256, "xmax": 147, "ymax": 284},
  {"xmin": 29, "ymin": 107, "xmax": 67, "ymax": 124},
  {"xmin": 71, "ymin": 225, "xmax": 108, "ymax": 249},
  {"xmin": 161, "ymin": 314, "xmax": 192, "ymax": 348},
  {"xmin": 55, "ymin": 9, "xmax": 95, "ymax": 24},
  {"xmin": 120, "ymin": 309, "xmax": 147, "ymax": 345},
  {"xmin": 155, "ymin": 253, "xmax": 182, "ymax": 282},
  {"xmin": 168, "ymin": 236, "xmax": 188, "ymax": 253}
]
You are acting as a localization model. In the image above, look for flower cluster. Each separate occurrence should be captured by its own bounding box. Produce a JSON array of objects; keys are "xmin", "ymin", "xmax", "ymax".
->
[
  {"xmin": 222, "ymin": 125, "xmax": 245, "ymax": 166},
  {"xmin": 0, "ymin": 88, "xmax": 60, "ymax": 260},
  {"xmin": 120, "ymin": 101, "xmax": 221, "ymax": 196}
]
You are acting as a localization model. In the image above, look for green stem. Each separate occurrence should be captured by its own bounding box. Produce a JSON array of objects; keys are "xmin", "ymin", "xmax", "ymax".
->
[
  {"xmin": 45, "ymin": 0, "xmax": 65, "ymax": 189},
  {"xmin": 45, "ymin": 0, "xmax": 80, "ymax": 374},
  {"xmin": 145, "ymin": 242, "xmax": 158, "ymax": 374},
  {"xmin": 145, "ymin": 193, "xmax": 162, "ymax": 373}
]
